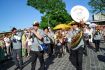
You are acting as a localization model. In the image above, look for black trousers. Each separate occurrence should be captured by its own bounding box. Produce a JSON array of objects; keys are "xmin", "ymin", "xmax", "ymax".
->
[
  {"xmin": 104, "ymin": 36, "xmax": 105, "ymax": 42},
  {"xmin": 69, "ymin": 47, "xmax": 83, "ymax": 70},
  {"xmin": 30, "ymin": 51, "xmax": 45, "ymax": 70},
  {"xmin": 50, "ymin": 44, "xmax": 54, "ymax": 55},
  {"xmin": 94, "ymin": 40, "xmax": 100, "ymax": 51}
]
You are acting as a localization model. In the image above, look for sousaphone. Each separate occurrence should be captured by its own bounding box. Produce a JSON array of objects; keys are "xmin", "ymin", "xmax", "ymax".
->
[
  {"xmin": 70, "ymin": 5, "xmax": 89, "ymax": 49},
  {"xmin": 71, "ymin": 5, "xmax": 89, "ymax": 23}
]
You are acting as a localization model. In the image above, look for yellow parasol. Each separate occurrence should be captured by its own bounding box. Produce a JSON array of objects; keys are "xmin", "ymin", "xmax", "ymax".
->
[
  {"xmin": 53, "ymin": 24, "xmax": 70, "ymax": 30},
  {"xmin": 68, "ymin": 21, "xmax": 76, "ymax": 26}
]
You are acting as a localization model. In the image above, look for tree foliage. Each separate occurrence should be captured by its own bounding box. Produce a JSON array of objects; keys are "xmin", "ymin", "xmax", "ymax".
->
[
  {"xmin": 27, "ymin": 0, "xmax": 72, "ymax": 29},
  {"xmin": 88, "ymin": 0, "xmax": 105, "ymax": 14}
]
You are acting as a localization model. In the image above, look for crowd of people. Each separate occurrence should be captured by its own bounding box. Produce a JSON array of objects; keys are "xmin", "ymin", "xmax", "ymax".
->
[{"xmin": 0, "ymin": 21, "xmax": 105, "ymax": 70}]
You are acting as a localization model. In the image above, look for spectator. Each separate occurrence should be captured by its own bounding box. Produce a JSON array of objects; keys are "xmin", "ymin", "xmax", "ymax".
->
[{"xmin": 4, "ymin": 34, "xmax": 11, "ymax": 56}]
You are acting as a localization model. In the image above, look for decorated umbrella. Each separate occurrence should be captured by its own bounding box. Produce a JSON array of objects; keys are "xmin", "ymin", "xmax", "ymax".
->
[{"xmin": 53, "ymin": 24, "xmax": 70, "ymax": 30}]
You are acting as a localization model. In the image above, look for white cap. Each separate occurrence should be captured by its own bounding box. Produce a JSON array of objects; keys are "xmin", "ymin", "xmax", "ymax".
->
[{"xmin": 33, "ymin": 21, "xmax": 39, "ymax": 26}]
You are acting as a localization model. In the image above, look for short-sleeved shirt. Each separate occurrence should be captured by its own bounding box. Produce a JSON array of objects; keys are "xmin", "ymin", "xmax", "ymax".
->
[
  {"xmin": 31, "ymin": 29, "xmax": 44, "ymax": 51},
  {"xmin": 11, "ymin": 32, "xmax": 22, "ymax": 49},
  {"xmin": 70, "ymin": 29, "xmax": 84, "ymax": 50},
  {"xmin": 93, "ymin": 30, "xmax": 102, "ymax": 40},
  {"xmin": 47, "ymin": 32, "xmax": 54, "ymax": 44},
  {"xmin": 4, "ymin": 37, "xmax": 10, "ymax": 47}
]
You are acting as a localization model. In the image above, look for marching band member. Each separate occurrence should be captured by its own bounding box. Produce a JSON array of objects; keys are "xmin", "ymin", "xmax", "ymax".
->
[
  {"xmin": 69, "ymin": 21, "xmax": 84, "ymax": 70},
  {"xmin": 30, "ymin": 21, "xmax": 45, "ymax": 70},
  {"xmin": 11, "ymin": 27, "xmax": 23, "ymax": 70}
]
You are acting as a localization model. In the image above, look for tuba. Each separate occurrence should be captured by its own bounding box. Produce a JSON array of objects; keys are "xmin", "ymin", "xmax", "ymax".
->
[
  {"xmin": 70, "ymin": 31, "xmax": 83, "ymax": 49},
  {"xmin": 70, "ymin": 5, "xmax": 89, "ymax": 49},
  {"xmin": 70, "ymin": 5, "xmax": 89, "ymax": 23}
]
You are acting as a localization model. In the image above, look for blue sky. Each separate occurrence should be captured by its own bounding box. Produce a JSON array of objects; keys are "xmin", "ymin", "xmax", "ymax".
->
[{"xmin": 0, "ymin": 0, "xmax": 92, "ymax": 32}]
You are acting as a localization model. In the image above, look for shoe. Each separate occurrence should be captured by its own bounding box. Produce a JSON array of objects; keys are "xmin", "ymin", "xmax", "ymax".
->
[
  {"xmin": 15, "ymin": 66, "xmax": 23, "ymax": 70},
  {"xmin": 95, "ymin": 50, "xmax": 99, "ymax": 52},
  {"xmin": 14, "ymin": 66, "xmax": 19, "ymax": 70},
  {"xmin": 83, "ymin": 52, "xmax": 87, "ymax": 56},
  {"xmin": 19, "ymin": 67, "xmax": 23, "ymax": 70},
  {"xmin": 38, "ymin": 67, "xmax": 45, "ymax": 70}
]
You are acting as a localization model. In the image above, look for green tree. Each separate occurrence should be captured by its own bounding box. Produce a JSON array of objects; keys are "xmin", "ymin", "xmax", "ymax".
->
[
  {"xmin": 27, "ymin": 0, "xmax": 72, "ymax": 29},
  {"xmin": 88, "ymin": 0, "xmax": 105, "ymax": 14}
]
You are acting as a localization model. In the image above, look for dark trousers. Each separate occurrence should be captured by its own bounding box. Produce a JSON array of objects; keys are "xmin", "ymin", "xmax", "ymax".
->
[
  {"xmin": 94, "ymin": 40, "xmax": 100, "ymax": 51},
  {"xmin": 54, "ymin": 45, "xmax": 63, "ymax": 57},
  {"xmin": 69, "ymin": 47, "xmax": 83, "ymax": 70},
  {"xmin": 30, "ymin": 51, "xmax": 45, "ymax": 70},
  {"xmin": 50, "ymin": 44, "xmax": 54, "ymax": 55},
  {"xmin": 104, "ymin": 36, "xmax": 105, "ymax": 42},
  {"xmin": 46, "ymin": 44, "xmax": 52, "ymax": 56},
  {"xmin": 12, "ymin": 49, "xmax": 23, "ymax": 68},
  {"xmin": 83, "ymin": 39, "xmax": 88, "ymax": 55}
]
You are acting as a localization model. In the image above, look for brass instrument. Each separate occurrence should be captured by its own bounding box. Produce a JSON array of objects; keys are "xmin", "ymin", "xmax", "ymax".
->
[{"xmin": 70, "ymin": 31, "xmax": 83, "ymax": 49}]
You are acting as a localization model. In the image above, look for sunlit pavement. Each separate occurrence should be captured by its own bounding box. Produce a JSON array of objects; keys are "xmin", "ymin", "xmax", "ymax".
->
[{"xmin": 0, "ymin": 42, "xmax": 105, "ymax": 70}]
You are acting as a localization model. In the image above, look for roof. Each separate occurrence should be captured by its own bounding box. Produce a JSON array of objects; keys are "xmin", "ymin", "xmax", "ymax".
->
[{"xmin": 90, "ymin": 20, "xmax": 105, "ymax": 25}]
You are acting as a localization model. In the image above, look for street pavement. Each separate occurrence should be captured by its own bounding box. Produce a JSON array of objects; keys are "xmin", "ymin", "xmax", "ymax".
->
[{"xmin": 0, "ymin": 42, "xmax": 105, "ymax": 70}]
